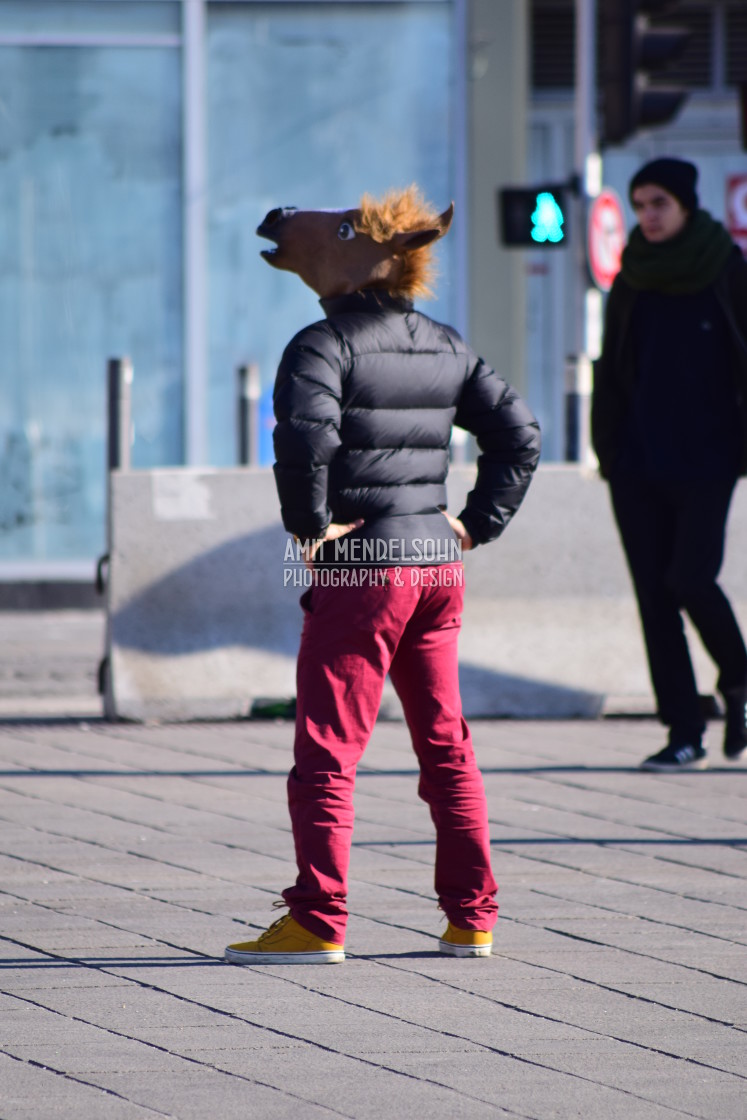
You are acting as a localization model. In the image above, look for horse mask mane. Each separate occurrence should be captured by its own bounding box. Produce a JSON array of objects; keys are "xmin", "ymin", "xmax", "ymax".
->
[{"xmin": 256, "ymin": 186, "xmax": 454, "ymax": 300}]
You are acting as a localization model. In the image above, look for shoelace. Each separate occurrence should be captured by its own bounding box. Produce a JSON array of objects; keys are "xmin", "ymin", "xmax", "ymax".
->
[{"xmin": 257, "ymin": 913, "xmax": 291, "ymax": 944}]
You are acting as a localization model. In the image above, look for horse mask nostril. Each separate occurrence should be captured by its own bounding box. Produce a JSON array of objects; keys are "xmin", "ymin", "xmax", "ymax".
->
[{"xmin": 264, "ymin": 207, "xmax": 297, "ymax": 226}]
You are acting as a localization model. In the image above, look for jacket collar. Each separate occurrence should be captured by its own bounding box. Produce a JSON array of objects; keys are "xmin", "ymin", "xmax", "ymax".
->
[{"xmin": 320, "ymin": 289, "xmax": 414, "ymax": 318}]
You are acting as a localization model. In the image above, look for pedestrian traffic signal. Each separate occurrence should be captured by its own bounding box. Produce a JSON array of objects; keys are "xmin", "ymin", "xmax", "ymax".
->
[
  {"xmin": 600, "ymin": 0, "xmax": 690, "ymax": 146},
  {"xmin": 498, "ymin": 186, "xmax": 568, "ymax": 248}
]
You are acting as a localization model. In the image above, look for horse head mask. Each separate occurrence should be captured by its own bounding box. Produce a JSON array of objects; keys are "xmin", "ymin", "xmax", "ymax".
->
[{"xmin": 257, "ymin": 186, "xmax": 454, "ymax": 300}]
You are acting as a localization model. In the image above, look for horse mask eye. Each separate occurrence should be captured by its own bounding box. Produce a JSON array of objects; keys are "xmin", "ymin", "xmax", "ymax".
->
[{"xmin": 337, "ymin": 221, "xmax": 356, "ymax": 241}]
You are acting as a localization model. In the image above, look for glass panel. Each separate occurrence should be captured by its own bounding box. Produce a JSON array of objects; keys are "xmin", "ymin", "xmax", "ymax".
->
[
  {"xmin": 207, "ymin": 1, "xmax": 455, "ymax": 466},
  {"xmin": 0, "ymin": 45, "xmax": 182, "ymax": 562},
  {"xmin": 0, "ymin": 1, "xmax": 180, "ymax": 38}
]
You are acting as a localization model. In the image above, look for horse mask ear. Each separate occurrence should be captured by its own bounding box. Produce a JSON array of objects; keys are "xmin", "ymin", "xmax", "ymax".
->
[{"xmin": 389, "ymin": 202, "xmax": 455, "ymax": 251}]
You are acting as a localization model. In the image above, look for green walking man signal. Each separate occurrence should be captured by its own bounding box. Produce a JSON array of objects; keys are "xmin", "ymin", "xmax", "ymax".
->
[
  {"xmin": 498, "ymin": 185, "xmax": 569, "ymax": 248},
  {"xmin": 531, "ymin": 192, "xmax": 565, "ymax": 243}
]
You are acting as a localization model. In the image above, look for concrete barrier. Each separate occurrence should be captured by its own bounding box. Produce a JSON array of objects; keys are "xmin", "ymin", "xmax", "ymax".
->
[{"xmin": 104, "ymin": 464, "xmax": 747, "ymax": 722}]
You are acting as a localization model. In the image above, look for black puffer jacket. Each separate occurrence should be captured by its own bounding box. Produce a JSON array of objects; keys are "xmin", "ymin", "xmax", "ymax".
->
[{"xmin": 272, "ymin": 289, "xmax": 541, "ymax": 562}]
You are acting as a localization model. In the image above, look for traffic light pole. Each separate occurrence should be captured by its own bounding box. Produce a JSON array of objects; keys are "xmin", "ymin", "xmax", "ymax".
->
[{"xmin": 568, "ymin": 0, "xmax": 598, "ymax": 465}]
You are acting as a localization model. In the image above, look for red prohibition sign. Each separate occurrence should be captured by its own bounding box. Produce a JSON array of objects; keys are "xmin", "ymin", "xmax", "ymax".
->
[{"xmin": 588, "ymin": 188, "xmax": 626, "ymax": 292}]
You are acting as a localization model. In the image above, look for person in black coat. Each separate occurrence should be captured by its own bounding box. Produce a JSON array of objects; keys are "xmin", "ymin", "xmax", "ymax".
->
[{"xmin": 592, "ymin": 157, "xmax": 747, "ymax": 771}]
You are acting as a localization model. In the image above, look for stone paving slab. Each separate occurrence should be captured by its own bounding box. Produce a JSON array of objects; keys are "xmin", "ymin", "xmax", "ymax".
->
[{"xmin": 0, "ymin": 709, "xmax": 745, "ymax": 1120}]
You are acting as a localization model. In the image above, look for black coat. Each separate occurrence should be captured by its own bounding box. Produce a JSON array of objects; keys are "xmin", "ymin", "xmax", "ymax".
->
[
  {"xmin": 272, "ymin": 289, "xmax": 541, "ymax": 560},
  {"xmin": 591, "ymin": 247, "xmax": 747, "ymax": 480}
]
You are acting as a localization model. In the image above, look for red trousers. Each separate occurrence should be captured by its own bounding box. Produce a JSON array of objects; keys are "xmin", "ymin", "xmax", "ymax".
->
[{"xmin": 282, "ymin": 564, "xmax": 498, "ymax": 944}]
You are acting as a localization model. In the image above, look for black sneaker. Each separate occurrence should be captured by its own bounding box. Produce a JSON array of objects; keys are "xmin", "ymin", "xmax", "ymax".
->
[
  {"xmin": 722, "ymin": 688, "xmax": 747, "ymax": 761},
  {"xmin": 640, "ymin": 742, "xmax": 708, "ymax": 772}
]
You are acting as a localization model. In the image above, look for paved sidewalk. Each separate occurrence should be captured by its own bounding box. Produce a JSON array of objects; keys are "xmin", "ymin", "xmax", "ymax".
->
[
  {"xmin": 1, "ymin": 698, "xmax": 745, "ymax": 1119},
  {"xmin": 0, "ymin": 611, "xmax": 104, "ymax": 719}
]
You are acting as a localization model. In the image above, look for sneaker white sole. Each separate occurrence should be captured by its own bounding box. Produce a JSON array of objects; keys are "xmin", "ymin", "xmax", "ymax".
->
[
  {"xmin": 639, "ymin": 758, "xmax": 708, "ymax": 772},
  {"xmin": 224, "ymin": 946, "xmax": 344, "ymax": 965},
  {"xmin": 438, "ymin": 940, "xmax": 492, "ymax": 958}
]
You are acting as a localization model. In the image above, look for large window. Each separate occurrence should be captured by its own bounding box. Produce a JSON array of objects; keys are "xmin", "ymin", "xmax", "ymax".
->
[
  {"xmin": 0, "ymin": 2, "xmax": 182, "ymax": 565},
  {"xmin": 206, "ymin": 2, "xmax": 456, "ymax": 466}
]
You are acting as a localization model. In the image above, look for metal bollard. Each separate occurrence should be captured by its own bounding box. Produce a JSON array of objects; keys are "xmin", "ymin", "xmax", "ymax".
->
[
  {"xmin": 100, "ymin": 356, "xmax": 133, "ymax": 717},
  {"xmin": 564, "ymin": 353, "xmax": 592, "ymax": 464},
  {"xmin": 237, "ymin": 362, "xmax": 261, "ymax": 466},
  {"xmin": 107, "ymin": 357, "xmax": 133, "ymax": 471}
]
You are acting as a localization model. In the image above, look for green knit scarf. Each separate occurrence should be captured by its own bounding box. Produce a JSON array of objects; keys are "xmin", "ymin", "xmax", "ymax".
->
[{"xmin": 621, "ymin": 209, "xmax": 734, "ymax": 294}]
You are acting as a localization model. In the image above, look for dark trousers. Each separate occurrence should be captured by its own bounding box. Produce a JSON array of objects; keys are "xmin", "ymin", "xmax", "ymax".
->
[{"xmin": 610, "ymin": 474, "xmax": 747, "ymax": 742}]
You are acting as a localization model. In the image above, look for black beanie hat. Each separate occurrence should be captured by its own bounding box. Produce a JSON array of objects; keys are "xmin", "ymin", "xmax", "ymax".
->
[{"xmin": 629, "ymin": 157, "xmax": 699, "ymax": 212}]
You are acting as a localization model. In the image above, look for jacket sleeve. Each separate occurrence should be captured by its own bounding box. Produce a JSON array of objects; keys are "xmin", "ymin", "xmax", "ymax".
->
[
  {"xmin": 453, "ymin": 354, "xmax": 541, "ymax": 546},
  {"xmin": 591, "ymin": 276, "xmax": 629, "ymax": 480},
  {"xmin": 272, "ymin": 326, "xmax": 343, "ymax": 541}
]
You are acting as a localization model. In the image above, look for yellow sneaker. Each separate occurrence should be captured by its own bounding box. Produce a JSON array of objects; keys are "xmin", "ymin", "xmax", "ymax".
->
[
  {"xmin": 225, "ymin": 913, "xmax": 345, "ymax": 964},
  {"xmin": 439, "ymin": 921, "xmax": 492, "ymax": 957}
]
